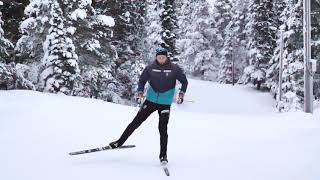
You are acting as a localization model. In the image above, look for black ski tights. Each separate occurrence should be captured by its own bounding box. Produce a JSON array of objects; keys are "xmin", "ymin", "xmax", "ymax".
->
[{"xmin": 117, "ymin": 100, "xmax": 171, "ymax": 158}]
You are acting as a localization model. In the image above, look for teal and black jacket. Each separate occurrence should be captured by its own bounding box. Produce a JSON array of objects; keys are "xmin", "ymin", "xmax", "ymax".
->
[{"xmin": 137, "ymin": 60, "xmax": 188, "ymax": 105}]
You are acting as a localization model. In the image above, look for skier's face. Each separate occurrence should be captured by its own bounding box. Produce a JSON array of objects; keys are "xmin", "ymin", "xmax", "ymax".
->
[{"xmin": 156, "ymin": 55, "xmax": 168, "ymax": 65}]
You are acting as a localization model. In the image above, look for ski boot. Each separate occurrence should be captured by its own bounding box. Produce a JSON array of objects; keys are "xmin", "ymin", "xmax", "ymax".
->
[
  {"xmin": 108, "ymin": 140, "xmax": 120, "ymax": 149},
  {"xmin": 160, "ymin": 155, "xmax": 168, "ymax": 164}
]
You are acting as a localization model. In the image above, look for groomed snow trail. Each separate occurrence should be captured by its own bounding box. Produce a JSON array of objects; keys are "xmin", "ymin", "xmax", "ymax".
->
[{"xmin": 0, "ymin": 79, "xmax": 319, "ymax": 180}]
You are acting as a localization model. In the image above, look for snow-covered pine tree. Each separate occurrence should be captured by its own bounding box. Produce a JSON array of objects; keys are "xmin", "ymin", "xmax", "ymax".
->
[
  {"xmin": 15, "ymin": 0, "xmax": 53, "ymax": 85},
  {"xmin": 268, "ymin": 0, "xmax": 304, "ymax": 112},
  {"xmin": 0, "ymin": 0, "xmax": 34, "ymax": 90},
  {"xmin": 61, "ymin": 0, "xmax": 115, "ymax": 64},
  {"xmin": 144, "ymin": 0, "xmax": 162, "ymax": 62},
  {"xmin": 266, "ymin": 0, "xmax": 287, "ymax": 98},
  {"xmin": 272, "ymin": 0, "xmax": 286, "ymax": 33},
  {"xmin": 198, "ymin": 0, "xmax": 233, "ymax": 82},
  {"xmin": 241, "ymin": 0, "xmax": 276, "ymax": 90},
  {"xmin": 0, "ymin": 1, "xmax": 12, "ymax": 62},
  {"xmin": 176, "ymin": 0, "xmax": 218, "ymax": 80},
  {"xmin": 311, "ymin": 0, "xmax": 320, "ymax": 60},
  {"xmin": 160, "ymin": 0, "xmax": 179, "ymax": 60},
  {"xmin": 112, "ymin": 0, "xmax": 146, "ymax": 101},
  {"xmin": 311, "ymin": 0, "xmax": 320, "ymax": 99},
  {"xmin": 312, "ymin": 0, "xmax": 320, "ymax": 61},
  {"xmin": 39, "ymin": 0, "xmax": 80, "ymax": 95},
  {"xmin": 94, "ymin": 0, "xmax": 146, "ymax": 103},
  {"xmin": 0, "ymin": 0, "xmax": 15, "ymax": 89},
  {"xmin": 211, "ymin": 0, "xmax": 232, "ymax": 51},
  {"xmin": 60, "ymin": 0, "xmax": 132, "ymax": 102},
  {"xmin": 231, "ymin": 0, "xmax": 250, "ymax": 82},
  {"xmin": 218, "ymin": 0, "xmax": 249, "ymax": 84},
  {"xmin": 1, "ymin": 0, "xmax": 28, "ymax": 43},
  {"xmin": 218, "ymin": 21, "xmax": 234, "ymax": 84},
  {"xmin": 102, "ymin": 0, "xmax": 145, "ymax": 62}
]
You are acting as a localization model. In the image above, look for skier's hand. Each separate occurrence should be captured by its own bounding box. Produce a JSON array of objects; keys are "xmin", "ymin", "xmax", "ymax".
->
[
  {"xmin": 135, "ymin": 91, "xmax": 144, "ymax": 104},
  {"xmin": 176, "ymin": 92, "xmax": 185, "ymax": 104}
]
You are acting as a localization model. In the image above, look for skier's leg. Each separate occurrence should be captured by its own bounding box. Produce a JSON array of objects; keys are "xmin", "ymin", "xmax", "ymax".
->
[
  {"xmin": 115, "ymin": 100, "xmax": 157, "ymax": 146},
  {"xmin": 157, "ymin": 105, "xmax": 171, "ymax": 159}
]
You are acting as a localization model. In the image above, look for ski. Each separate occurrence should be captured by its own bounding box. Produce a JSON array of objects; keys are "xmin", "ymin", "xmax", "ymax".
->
[
  {"xmin": 69, "ymin": 145, "xmax": 136, "ymax": 156},
  {"xmin": 161, "ymin": 161, "xmax": 170, "ymax": 176}
]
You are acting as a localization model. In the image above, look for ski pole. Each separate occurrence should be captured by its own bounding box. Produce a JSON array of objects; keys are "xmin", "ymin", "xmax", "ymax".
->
[{"xmin": 184, "ymin": 99, "xmax": 195, "ymax": 103}]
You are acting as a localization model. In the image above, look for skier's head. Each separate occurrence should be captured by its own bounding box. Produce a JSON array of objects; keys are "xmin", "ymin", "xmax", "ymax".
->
[{"xmin": 156, "ymin": 47, "xmax": 168, "ymax": 65}]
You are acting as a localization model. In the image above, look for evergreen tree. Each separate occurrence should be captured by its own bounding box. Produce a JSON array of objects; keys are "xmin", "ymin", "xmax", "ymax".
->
[
  {"xmin": 279, "ymin": 0, "xmax": 304, "ymax": 111},
  {"xmin": 144, "ymin": 0, "xmax": 162, "ymax": 61},
  {"xmin": 211, "ymin": 0, "xmax": 233, "ymax": 51},
  {"xmin": 94, "ymin": 0, "xmax": 146, "ymax": 102},
  {"xmin": 160, "ymin": 0, "xmax": 179, "ymax": 60},
  {"xmin": 218, "ymin": 22, "xmax": 234, "ymax": 84},
  {"xmin": 203, "ymin": 0, "xmax": 233, "ymax": 81},
  {"xmin": 0, "ymin": 1, "xmax": 12, "ymax": 62},
  {"xmin": 39, "ymin": 0, "xmax": 80, "ymax": 95},
  {"xmin": 15, "ymin": 0, "xmax": 53, "ymax": 84},
  {"xmin": 218, "ymin": 0, "xmax": 248, "ymax": 84},
  {"xmin": 232, "ymin": 0, "xmax": 250, "ymax": 82},
  {"xmin": 311, "ymin": 0, "xmax": 320, "ymax": 99},
  {"xmin": 1, "ymin": 0, "xmax": 29, "ymax": 43},
  {"xmin": 0, "ymin": 0, "xmax": 14, "ymax": 89},
  {"xmin": 59, "ymin": 0, "xmax": 117, "ymax": 99},
  {"xmin": 60, "ymin": 0, "xmax": 115, "ymax": 66},
  {"xmin": 112, "ymin": 0, "xmax": 146, "ymax": 100},
  {"xmin": 267, "ymin": 0, "xmax": 304, "ymax": 111},
  {"xmin": 241, "ymin": 0, "xmax": 276, "ymax": 90},
  {"xmin": 266, "ymin": 0, "xmax": 287, "ymax": 98},
  {"xmin": 98, "ymin": 0, "xmax": 146, "ymax": 63},
  {"xmin": 176, "ymin": 0, "xmax": 218, "ymax": 80},
  {"xmin": 312, "ymin": 0, "xmax": 320, "ymax": 61},
  {"xmin": 0, "ymin": 0, "xmax": 34, "ymax": 90}
]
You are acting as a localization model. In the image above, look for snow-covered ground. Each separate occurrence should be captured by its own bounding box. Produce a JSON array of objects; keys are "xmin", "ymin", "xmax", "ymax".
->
[{"xmin": 0, "ymin": 79, "xmax": 319, "ymax": 180}]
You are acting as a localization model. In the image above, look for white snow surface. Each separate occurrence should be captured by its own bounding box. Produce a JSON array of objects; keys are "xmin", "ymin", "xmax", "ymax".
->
[{"xmin": 0, "ymin": 79, "xmax": 319, "ymax": 180}]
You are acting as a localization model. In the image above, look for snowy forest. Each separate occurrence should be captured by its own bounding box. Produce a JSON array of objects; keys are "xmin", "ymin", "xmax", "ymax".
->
[
  {"xmin": 0, "ymin": 0, "xmax": 320, "ymax": 112},
  {"xmin": 1, "ymin": 1, "xmax": 320, "ymax": 178}
]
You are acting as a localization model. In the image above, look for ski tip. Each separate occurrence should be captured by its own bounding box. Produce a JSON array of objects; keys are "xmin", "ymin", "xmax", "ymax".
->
[
  {"xmin": 163, "ymin": 168, "xmax": 170, "ymax": 176},
  {"xmin": 161, "ymin": 162, "xmax": 170, "ymax": 176},
  {"xmin": 69, "ymin": 151, "xmax": 85, "ymax": 156},
  {"xmin": 120, "ymin": 145, "xmax": 136, "ymax": 148}
]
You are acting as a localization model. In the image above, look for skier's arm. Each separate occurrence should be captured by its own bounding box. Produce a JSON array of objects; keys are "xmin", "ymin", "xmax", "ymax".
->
[
  {"xmin": 137, "ymin": 66, "xmax": 150, "ymax": 92},
  {"xmin": 176, "ymin": 66, "xmax": 188, "ymax": 93}
]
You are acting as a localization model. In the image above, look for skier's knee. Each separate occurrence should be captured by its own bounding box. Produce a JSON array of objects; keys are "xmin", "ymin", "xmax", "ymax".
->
[{"xmin": 129, "ymin": 121, "xmax": 143, "ymax": 130}]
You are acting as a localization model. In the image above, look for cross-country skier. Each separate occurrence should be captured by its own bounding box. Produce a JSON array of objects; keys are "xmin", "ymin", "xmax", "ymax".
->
[{"xmin": 108, "ymin": 47, "xmax": 188, "ymax": 163}]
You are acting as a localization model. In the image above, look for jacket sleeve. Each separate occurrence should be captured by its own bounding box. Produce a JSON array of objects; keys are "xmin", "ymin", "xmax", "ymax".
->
[
  {"xmin": 176, "ymin": 65, "xmax": 188, "ymax": 93},
  {"xmin": 137, "ymin": 66, "xmax": 150, "ymax": 92}
]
